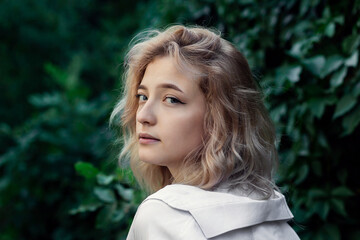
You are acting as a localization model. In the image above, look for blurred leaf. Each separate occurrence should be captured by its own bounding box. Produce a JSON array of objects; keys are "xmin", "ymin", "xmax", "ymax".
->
[
  {"xmin": 112, "ymin": 209, "xmax": 126, "ymax": 222},
  {"xmin": 308, "ymin": 97, "xmax": 335, "ymax": 119},
  {"xmin": 96, "ymin": 173, "xmax": 114, "ymax": 186},
  {"xmin": 95, "ymin": 203, "xmax": 117, "ymax": 229},
  {"xmin": 66, "ymin": 54, "xmax": 83, "ymax": 91},
  {"xmin": 314, "ymin": 201, "xmax": 330, "ymax": 220},
  {"xmin": 308, "ymin": 188, "xmax": 327, "ymax": 199},
  {"xmin": 303, "ymin": 55, "xmax": 326, "ymax": 77},
  {"xmin": 270, "ymin": 104, "xmax": 287, "ymax": 122},
  {"xmin": 342, "ymin": 34, "xmax": 360, "ymax": 54},
  {"xmin": 331, "ymin": 186, "xmax": 354, "ymax": 197},
  {"xmin": 322, "ymin": 55, "xmax": 343, "ymax": 77},
  {"xmin": 330, "ymin": 198, "xmax": 347, "ymax": 216},
  {"xmin": 115, "ymin": 184, "xmax": 134, "ymax": 201},
  {"xmin": 94, "ymin": 187, "xmax": 116, "ymax": 203},
  {"xmin": 295, "ymin": 164, "xmax": 309, "ymax": 184},
  {"xmin": 44, "ymin": 63, "xmax": 68, "ymax": 89},
  {"xmin": 69, "ymin": 203, "xmax": 102, "ymax": 215},
  {"xmin": 342, "ymin": 104, "xmax": 360, "ymax": 134},
  {"xmin": 288, "ymin": 66, "xmax": 302, "ymax": 83},
  {"xmin": 345, "ymin": 50, "xmax": 359, "ymax": 67},
  {"xmin": 289, "ymin": 36, "xmax": 320, "ymax": 58},
  {"xmin": 275, "ymin": 65, "xmax": 302, "ymax": 85},
  {"xmin": 353, "ymin": 81, "xmax": 360, "ymax": 97},
  {"xmin": 75, "ymin": 162, "xmax": 99, "ymax": 180},
  {"xmin": 333, "ymin": 95, "xmax": 357, "ymax": 119},
  {"xmin": 330, "ymin": 66, "xmax": 347, "ymax": 88},
  {"xmin": 28, "ymin": 92, "xmax": 63, "ymax": 108},
  {"xmin": 325, "ymin": 22, "xmax": 335, "ymax": 37}
]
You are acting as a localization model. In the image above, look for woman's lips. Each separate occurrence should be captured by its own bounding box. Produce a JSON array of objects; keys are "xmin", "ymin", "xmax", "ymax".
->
[{"xmin": 139, "ymin": 133, "xmax": 160, "ymax": 144}]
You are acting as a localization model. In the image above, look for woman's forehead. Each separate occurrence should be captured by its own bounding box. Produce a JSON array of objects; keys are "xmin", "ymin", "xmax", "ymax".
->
[{"xmin": 139, "ymin": 56, "xmax": 202, "ymax": 88}]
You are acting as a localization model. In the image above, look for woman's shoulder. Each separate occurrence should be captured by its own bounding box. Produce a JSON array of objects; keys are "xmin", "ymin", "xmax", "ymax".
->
[
  {"xmin": 146, "ymin": 184, "xmax": 289, "ymax": 211},
  {"xmin": 128, "ymin": 184, "xmax": 299, "ymax": 240},
  {"xmin": 127, "ymin": 192, "xmax": 205, "ymax": 240},
  {"xmin": 144, "ymin": 184, "xmax": 296, "ymax": 239}
]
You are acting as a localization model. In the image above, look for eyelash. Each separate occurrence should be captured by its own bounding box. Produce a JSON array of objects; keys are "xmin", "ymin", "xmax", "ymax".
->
[
  {"xmin": 165, "ymin": 96, "xmax": 184, "ymax": 104},
  {"xmin": 135, "ymin": 94, "xmax": 184, "ymax": 104},
  {"xmin": 135, "ymin": 94, "xmax": 147, "ymax": 102}
]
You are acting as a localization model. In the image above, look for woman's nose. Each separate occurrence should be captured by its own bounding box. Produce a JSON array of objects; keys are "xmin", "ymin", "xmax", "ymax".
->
[{"xmin": 136, "ymin": 101, "xmax": 157, "ymax": 126}]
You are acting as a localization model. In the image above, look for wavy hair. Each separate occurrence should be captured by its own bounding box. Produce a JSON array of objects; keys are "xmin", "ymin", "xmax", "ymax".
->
[{"xmin": 110, "ymin": 25, "xmax": 278, "ymax": 199}]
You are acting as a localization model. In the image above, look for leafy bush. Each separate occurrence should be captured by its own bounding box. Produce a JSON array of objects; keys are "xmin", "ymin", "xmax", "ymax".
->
[
  {"xmin": 0, "ymin": 1, "xmax": 147, "ymax": 238},
  {"xmin": 1, "ymin": 0, "xmax": 359, "ymax": 239}
]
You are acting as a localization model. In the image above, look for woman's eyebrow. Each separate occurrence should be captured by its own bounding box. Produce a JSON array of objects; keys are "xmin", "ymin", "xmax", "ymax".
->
[
  {"xmin": 138, "ymin": 83, "xmax": 184, "ymax": 93},
  {"xmin": 158, "ymin": 83, "xmax": 184, "ymax": 93},
  {"xmin": 137, "ymin": 85, "xmax": 147, "ymax": 90}
]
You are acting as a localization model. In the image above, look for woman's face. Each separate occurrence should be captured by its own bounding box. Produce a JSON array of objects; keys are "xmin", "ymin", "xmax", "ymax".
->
[{"xmin": 136, "ymin": 56, "xmax": 206, "ymax": 178}]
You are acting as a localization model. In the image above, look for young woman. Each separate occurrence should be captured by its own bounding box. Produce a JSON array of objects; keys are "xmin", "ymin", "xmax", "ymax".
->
[{"xmin": 111, "ymin": 25, "xmax": 300, "ymax": 239}]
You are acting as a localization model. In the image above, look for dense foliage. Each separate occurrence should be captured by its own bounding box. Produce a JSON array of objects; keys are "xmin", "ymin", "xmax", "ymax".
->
[{"xmin": 1, "ymin": 0, "xmax": 359, "ymax": 239}]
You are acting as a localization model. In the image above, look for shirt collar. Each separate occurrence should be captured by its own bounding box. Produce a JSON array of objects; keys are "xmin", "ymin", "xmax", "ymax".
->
[{"xmin": 147, "ymin": 184, "xmax": 294, "ymax": 238}]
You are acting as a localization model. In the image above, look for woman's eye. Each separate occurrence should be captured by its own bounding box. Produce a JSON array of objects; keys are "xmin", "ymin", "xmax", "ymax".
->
[
  {"xmin": 165, "ymin": 97, "xmax": 183, "ymax": 104},
  {"xmin": 136, "ymin": 94, "xmax": 147, "ymax": 102}
]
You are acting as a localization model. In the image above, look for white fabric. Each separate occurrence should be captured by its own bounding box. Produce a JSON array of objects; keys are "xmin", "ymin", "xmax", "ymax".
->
[{"xmin": 126, "ymin": 184, "xmax": 300, "ymax": 240}]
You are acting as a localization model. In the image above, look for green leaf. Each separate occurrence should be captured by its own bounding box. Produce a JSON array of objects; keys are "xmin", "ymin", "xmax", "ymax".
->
[
  {"xmin": 308, "ymin": 188, "xmax": 327, "ymax": 199},
  {"xmin": 28, "ymin": 92, "xmax": 63, "ymax": 108},
  {"xmin": 295, "ymin": 164, "xmax": 309, "ymax": 184},
  {"xmin": 330, "ymin": 198, "xmax": 347, "ymax": 216},
  {"xmin": 95, "ymin": 203, "xmax": 117, "ymax": 229},
  {"xmin": 308, "ymin": 97, "xmax": 336, "ymax": 119},
  {"xmin": 321, "ymin": 55, "xmax": 343, "ymax": 77},
  {"xmin": 353, "ymin": 82, "xmax": 360, "ymax": 97},
  {"xmin": 303, "ymin": 55, "xmax": 326, "ymax": 77},
  {"xmin": 94, "ymin": 187, "xmax": 116, "ymax": 203},
  {"xmin": 270, "ymin": 104, "xmax": 287, "ymax": 122},
  {"xmin": 330, "ymin": 66, "xmax": 347, "ymax": 88},
  {"xmin": 331, "ymin": 186, "xmax": 354, "ymax": 197},
  {"xmin": 112, "ymin": 209, "xmax": 126, "ymax": 222},
  {"xmin": 318, "ymin": 131, "xmax": 329, "ymax": 149},
  {"xmin": 75, "ymin": 162, "xmax": 99, "ymax": 180},
  {"xmin": 64, "ymin": 54, "xmax": 83, "ymax": 91},
  {"xmin": 115, "ymin": 184, "xmax": 134, "ymax": 201},
  {"xmin": 342, "ymin": 34, "xmax": 360, "ymax": 55},
  {"xmin": 96, "ymin": 173, "xmax": 114, "ymax": 185},
  {"xmin": 314, "ymin": 201, "xmax": 330, "ymax": 220},
  {"xmin": 333, "ymin": 95, "xmax": 357, "ymax": 119},
  {"xmin": 325, "ymin": 22, "xmax": 335, "ymax": 37},
  {"xmin": 288, "ymin": 66, "xmax": 302, "ymax": 83},
  {"xmin": 289, "ymin": 36, "xmax": 320, "ymax": 58},
  {"xmin": 69, "ymin": 203, "xmax": 102, "ymax": 215},
  {"xmin": 308, "ymin": 98, "xmax": 326, "ymax": 119},
  {"xmin": 275, "ymin": 65, "xmax": 302, "ymax": 85},
  {"xmin": 44, "ymin": 63, "xmax": 68, "ymax": 89},
  {"xmin": 345, "ymin": 50, "xmax": 359, "ymax": 67},
  {"xmin": 342, "ymin": 105, "xmax": 360, "ymax": 136}
]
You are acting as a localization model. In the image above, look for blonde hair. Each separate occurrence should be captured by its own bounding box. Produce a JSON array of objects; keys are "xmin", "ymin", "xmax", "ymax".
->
[{"xmin": 110, "ymin": 25, "xmax": 278, "ymax": 198}]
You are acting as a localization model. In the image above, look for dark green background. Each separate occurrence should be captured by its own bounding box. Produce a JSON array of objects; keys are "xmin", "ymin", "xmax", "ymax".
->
[{"xmin": 0, "ymin": 0, "xmax": 359, "ymax": 239}]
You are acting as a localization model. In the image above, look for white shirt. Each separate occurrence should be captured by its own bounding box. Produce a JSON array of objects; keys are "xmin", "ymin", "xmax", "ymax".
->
[{"xmin": 126, "ymin": 184, "xmax": 300, "ymax": 240}]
